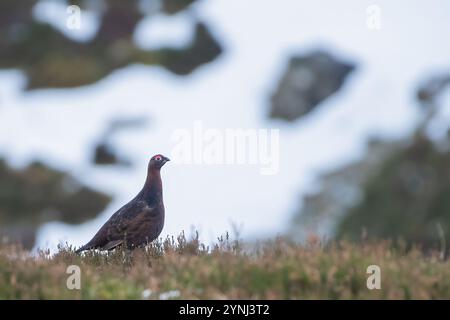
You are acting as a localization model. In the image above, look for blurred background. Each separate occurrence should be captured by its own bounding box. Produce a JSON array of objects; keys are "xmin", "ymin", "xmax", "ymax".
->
[{"xmin": 1, "ymin": 0, "xmax": 450, "ymax": 253}]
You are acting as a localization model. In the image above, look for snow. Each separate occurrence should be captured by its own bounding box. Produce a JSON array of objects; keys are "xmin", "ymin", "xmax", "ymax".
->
[
  {"xmin": 0, "ymin": 0, "xmax": 450, "ymax": 252},
  {"xmin": 134, "ymin": 12, "xmax": 195, "ymax": 50}
]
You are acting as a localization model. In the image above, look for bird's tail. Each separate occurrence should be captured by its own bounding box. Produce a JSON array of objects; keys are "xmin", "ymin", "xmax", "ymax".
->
[{"xmin": 75, "ymin": 245, "xmax": 88, "ymax": 254}]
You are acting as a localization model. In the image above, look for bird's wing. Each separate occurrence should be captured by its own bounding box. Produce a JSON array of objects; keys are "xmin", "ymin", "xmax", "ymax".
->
[
  {"xmin": 80, "ymin": 200, "xmax": 156, "ymax": 251},
  {"xmin": 105, "ymin": 200, "xmax": 156, "ymax": 238},
  {"xmin": 106, "ymin": 201, "xmax": 156, "ymax": 246}
]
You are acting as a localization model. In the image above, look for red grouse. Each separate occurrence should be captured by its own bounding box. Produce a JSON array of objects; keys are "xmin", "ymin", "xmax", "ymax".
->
[{"xmin": 76, "ymin": 154, "xmax": 170, "ymax": 253}]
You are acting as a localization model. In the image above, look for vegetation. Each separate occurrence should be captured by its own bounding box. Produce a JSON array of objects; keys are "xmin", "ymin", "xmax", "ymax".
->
[
  {"xmin": 291, "ymin": 70, "xmax": 450, "ymax": 249},
  {"xmin": 0, "ymin": 0, "xmax": 222, "ymax": 89},
  {"xmin": 1, "ymin": 233, "xmax": 449, "ymax": 299},
  {"xmin": 337, "ymin": 135, "xmax": 450, "ymax": 249},
  {"xmin": 0, "ymin": 160, "xmax": 111, "ymax": 249}
]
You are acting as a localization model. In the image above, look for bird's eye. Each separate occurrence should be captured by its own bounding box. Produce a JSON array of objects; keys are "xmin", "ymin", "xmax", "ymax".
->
[{"xmin": 155, "ymin": 156, "xmax": 162, "ymax": 161}]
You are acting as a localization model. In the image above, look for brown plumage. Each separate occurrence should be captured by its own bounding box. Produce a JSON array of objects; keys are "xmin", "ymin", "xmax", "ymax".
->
[{"xmin": 76, "ymin": 154, "xmax": 170, "ymax": 253}]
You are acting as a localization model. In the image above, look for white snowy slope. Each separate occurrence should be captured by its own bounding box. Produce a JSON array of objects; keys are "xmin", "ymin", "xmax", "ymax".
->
[{"xmin": 0, "ymin": 0, "xmax": 449, "ymax": 252}]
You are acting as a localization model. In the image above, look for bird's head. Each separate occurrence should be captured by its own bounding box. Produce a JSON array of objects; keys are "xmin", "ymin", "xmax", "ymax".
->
[{"xmin": 149, "ymin": 154, "xmax": 170, "ymax": 170}]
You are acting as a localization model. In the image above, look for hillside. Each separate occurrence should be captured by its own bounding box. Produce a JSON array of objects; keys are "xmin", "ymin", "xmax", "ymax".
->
[{"xmin": 1, "ymin": 233, "xmax": 449, "ymax": 299}]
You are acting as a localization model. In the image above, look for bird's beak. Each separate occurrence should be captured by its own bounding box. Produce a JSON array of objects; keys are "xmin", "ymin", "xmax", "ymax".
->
[{"xmin": 164, "ymin": 157, "xmax": 170, "ymax": 163}]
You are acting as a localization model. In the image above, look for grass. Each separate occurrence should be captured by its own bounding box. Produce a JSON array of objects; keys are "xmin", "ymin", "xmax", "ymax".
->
[{"xmin": 1, "ymin": 232, "xmax": 450, "ymax": 299}]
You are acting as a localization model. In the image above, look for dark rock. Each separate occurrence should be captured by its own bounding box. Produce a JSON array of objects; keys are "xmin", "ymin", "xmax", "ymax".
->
[
  {"xmin": 161, "ymin": 22, "xmax": 223, "ymax": 76},
  {"xmin": 92, "ymin": 116, "xmax": 148, "ymax": 166},
  {"xmin": 417, "ymin": 74, "xmax": 450, "ymax": 108},
  {"xmin": 93, "ymin": 142, "xmax": 130, "ymax": 166},
  {"xmin": 270, "ymin": 50, "xmax": 355, "ymax": 121},
  {"xmin": 161, "ymin": 0, "xmax": 197, "ymax": 14}
]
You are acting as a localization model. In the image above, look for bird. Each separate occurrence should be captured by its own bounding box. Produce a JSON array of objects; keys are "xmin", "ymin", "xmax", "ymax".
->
[{"xmin": 75, "ymin": 154, "xmax": 170, "ymax": 253}]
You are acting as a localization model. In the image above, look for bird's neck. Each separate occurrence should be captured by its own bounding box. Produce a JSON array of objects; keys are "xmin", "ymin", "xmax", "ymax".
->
[{"xmin": 141, "ymin": 167, "xmax": 163, "ymax": 203}]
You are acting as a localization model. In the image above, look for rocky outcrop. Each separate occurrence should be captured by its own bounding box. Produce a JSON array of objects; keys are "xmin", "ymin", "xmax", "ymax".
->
[
  {"xmin": 270, "ymin": 50, "xmax": 355, "ymax": 121},
  {"xmin": 0, "ymin": 159, "xmax": 111, "ymax": 248},
  {"xmin": 0, "ymin": 0, "xmax": 222, "ymax": 89}
]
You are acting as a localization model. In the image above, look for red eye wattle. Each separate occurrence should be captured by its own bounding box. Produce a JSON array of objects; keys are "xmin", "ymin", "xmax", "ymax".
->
[{"xmin": 155, "ymin": 156, "xmax": 162, "ymax": 161}]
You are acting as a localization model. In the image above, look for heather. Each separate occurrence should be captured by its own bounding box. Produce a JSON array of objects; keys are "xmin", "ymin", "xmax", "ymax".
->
[{"xmin": 1, "ymin": 233, "xmax": 449, "ymax": 299}]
